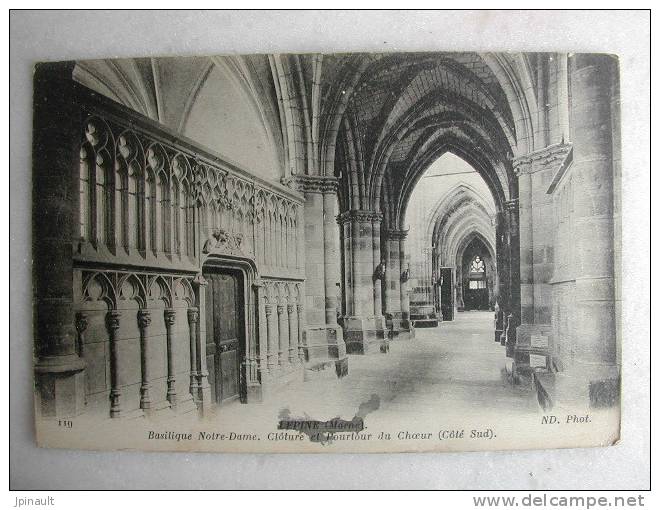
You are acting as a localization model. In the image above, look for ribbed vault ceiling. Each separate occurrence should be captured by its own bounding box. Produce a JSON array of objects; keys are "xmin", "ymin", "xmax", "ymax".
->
[{"xmin": 73, "ymin": 52, "xmax": 535, "ymax": 225}]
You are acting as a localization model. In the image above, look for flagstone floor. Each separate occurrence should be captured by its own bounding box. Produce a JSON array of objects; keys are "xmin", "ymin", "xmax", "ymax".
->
[{"xmin": 209, "ymin": 311, "xmax": 539, "ymax": 427}]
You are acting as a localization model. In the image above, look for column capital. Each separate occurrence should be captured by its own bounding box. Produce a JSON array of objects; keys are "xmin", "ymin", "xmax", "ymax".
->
[
  {"xmin": 336, "ymin": 209, "xmax": 383, "ymax": 225},
  {"xmin": 282, "ymin": 174, "xmax": 339, "ymax": 194},
  {"xmin": 163, "ymin": 308, "xmax": 177, "ymax": 326},
  {"xmin": 106, "ymin": 310, "xmax": 121, "ymax": 331},
  {"xmin": 193, "ymin": 274, "xmax": 208, "ymax": 287},
  {"xmin": 137, "ymin": 309, "xmax": 152, "ymax": 329},
  {"xmin": 187, "ymin": 307, "xmax": 200, "ymax": 324}
]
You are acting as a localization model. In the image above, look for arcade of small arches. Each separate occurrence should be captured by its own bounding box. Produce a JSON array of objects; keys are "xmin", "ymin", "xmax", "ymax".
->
[{"xmin": 33, "ymin": 52, "xmax": 621, "ymax": 420}]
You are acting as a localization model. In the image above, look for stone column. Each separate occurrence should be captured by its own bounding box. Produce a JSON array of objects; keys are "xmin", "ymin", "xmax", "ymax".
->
[
  {"xmin": 187, "ymin": 307, "xmax": 200, "ymax": 403},
  {"xmin": 515, "ymin": 160, "xmax": 535, "ymax": 326},
  {"xmin": 505, "ymin": 199, "xmax": 520, "ymax": 350},
  {"xmin": 513, "ymin": 144, "xmax": 571, "ymax": 367},
  {"xmin": 338, "ymin": 210, "xmax": 386, "ymax": 354},
  {"xmin": 106, "ymin": 311, "xmax": 122, "ymax": 418},
  {"xmin": 246, "ymin": 283, "xmax": 260, "ymax": 389},
  {"xmin": 399, "ymin": 232, "xmax": 411, "ymax": 324},
  {"xmin": 287, "ymin": 304, "xmax": 298, "ymax": 363},
  {"xmin": 297, "ymin": 303, "xmax": 305, "ymax": 363},
  {"xmin": 323, "ymin": 191, "xmax": 340, "ymax": 326},
  {"xmin": 289, "ymin": 175, "xmax": 347, "ymax": 376},
  {"xmin": 137, "ymin": 310, "xmax": 152, "ymax": 412},
  {"xmin": 193, "ymin": 274, "xmax": 212, "ymax": 411},
  {"xmin": 340, "ymin": 221, "xmax": 353, "ymax": 315},
  {"xmin": 75, "ymin": 313, "xmax": 89, "ymax": 405},
  {"xmin": 566, "ymin": 54, "xmax": 618, "ymax": 406},
  {"xmin": 33, "ymin": 62, "xmax": 86, "ymax": 418},
  {"xmin": 301, "ymin": 190, "xmax": 326, "ymax": 326},
  {"xmin": 277, "ymin": 304, "xmax": 288, "ymax": 366},
  {"xmin": 254, "ymin": 281, "xmax": 269, "ymax": 376},
  {"xmin": 163, "ymin": 308, "xmax": 177, "ymax": 408},
  {"xmin": 494, "ymin": 214, "xmax": 508, "ymax": 343},
  {"xmin": 530, "ymin": 150, "xmax": 571, "ymax": 327},
  {"xmin": 535, "ymin": 54, "xmax": 549, "ymax": 149},
  {"xmin": 557, "ymin": 53, "xmax": 571, "ymax": 144},
  {"xmin": 350, "ymin": 214, "xmax": 367, "ymax": 315},
  {"xmin": 384, "ymin": 229, "xmax": 412, "ymax": 340},
  {"xmin": 384, "ymin": 233, "xmax": 400, "ymax": 314},
  {"xmin": 265, "ymin": 303, "xmax": 277, "ymax": 371},
  {"xmin": 372, "ymin": 219, "xmax": 389, "ymax": 352},
  {"xmin": 372, "ymin": 218, "xmax": 384, "ymax": 317}
]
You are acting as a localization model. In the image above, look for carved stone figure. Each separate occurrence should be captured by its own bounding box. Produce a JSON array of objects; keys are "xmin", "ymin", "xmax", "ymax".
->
[
  {"xmin": 203, "ymin": 228, "xmax": 223, "ymax": 254},
  {"xmin": 374, "ymin": 260, "xmax": 386, "ymax": 280},
  {"xmin": 215, "ymin": 228, "xmax": 229, "ymax": 249},
  {"xmin": 203, "ymin": 228, "xmax": 245, "ymax": 255}
]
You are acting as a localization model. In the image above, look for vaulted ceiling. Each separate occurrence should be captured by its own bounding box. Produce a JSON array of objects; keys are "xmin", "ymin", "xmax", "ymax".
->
[
  {"xmin": 325, "ymin": 53, "xmax": 528, "ymax": 223},
  {"xmin": 73, "ymin": 52, "xmax": 538, "ymax": 223}
]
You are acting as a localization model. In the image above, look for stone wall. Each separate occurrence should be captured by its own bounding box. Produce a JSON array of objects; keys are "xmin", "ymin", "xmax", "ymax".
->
[
  {"xmin": 33, "ymin": 70, "xmax": 335, "ymax": 419},
  {"xmin": 514, "ymin": 54, "xmax": 620, "ymax": 408},
  {"xmin": 73, "ymin": 270, "xmax": 198, "ymax": 418}
]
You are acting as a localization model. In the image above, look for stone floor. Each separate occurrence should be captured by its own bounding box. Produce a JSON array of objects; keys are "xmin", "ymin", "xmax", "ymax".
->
[
  {"xmin": 209, "ymin": 311, "xmax": 539, "ymax": 428},
  {"xmin": 42, "ymin": 311, "xmax": 620, "ymax": 455}
]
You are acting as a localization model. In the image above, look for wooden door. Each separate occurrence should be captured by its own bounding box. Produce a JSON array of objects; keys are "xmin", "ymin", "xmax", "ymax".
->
[
  {"xmin": 204, "ymin": 270, "xmax": 243, "ymax": 404},
  {"xmin": 465, "ymin": 284, "xmax": 489, "ymax": 310}
]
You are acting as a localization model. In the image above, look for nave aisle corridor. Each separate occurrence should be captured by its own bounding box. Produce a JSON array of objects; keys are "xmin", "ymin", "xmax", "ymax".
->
[{"xmin": 211, "ymin": 312, "xmax": 538, "ymax": 428}]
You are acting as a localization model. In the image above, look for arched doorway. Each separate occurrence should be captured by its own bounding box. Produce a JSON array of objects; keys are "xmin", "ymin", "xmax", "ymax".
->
[
  {"xmin": 460, "ymin": 239, "xmax": 494, "ymax": 311},
  {"xmin": 201, "ymin": 253, "xmax": 260, "ymax": 405},
  {"xmin": 326, "ymin": 53, "xmax": 522, "ymax": 352},
  {"xmin": 203, "ymin": 267, "xmax": 244, "ymax": 404},
  {"xmin": 401, "ymin": 153, "xmax": 500, "ymax": 324}
]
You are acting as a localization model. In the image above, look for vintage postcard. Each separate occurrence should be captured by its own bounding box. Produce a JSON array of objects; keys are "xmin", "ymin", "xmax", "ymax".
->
[{"xmin": 32, "ymin": 52, "xmax": 621, "ymax": 453}]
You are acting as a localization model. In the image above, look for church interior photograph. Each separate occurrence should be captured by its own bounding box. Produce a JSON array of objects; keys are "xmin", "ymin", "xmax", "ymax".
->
[{"xmin": 31, "ymin": 51, "xmax": 621, "ymax": 435}]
